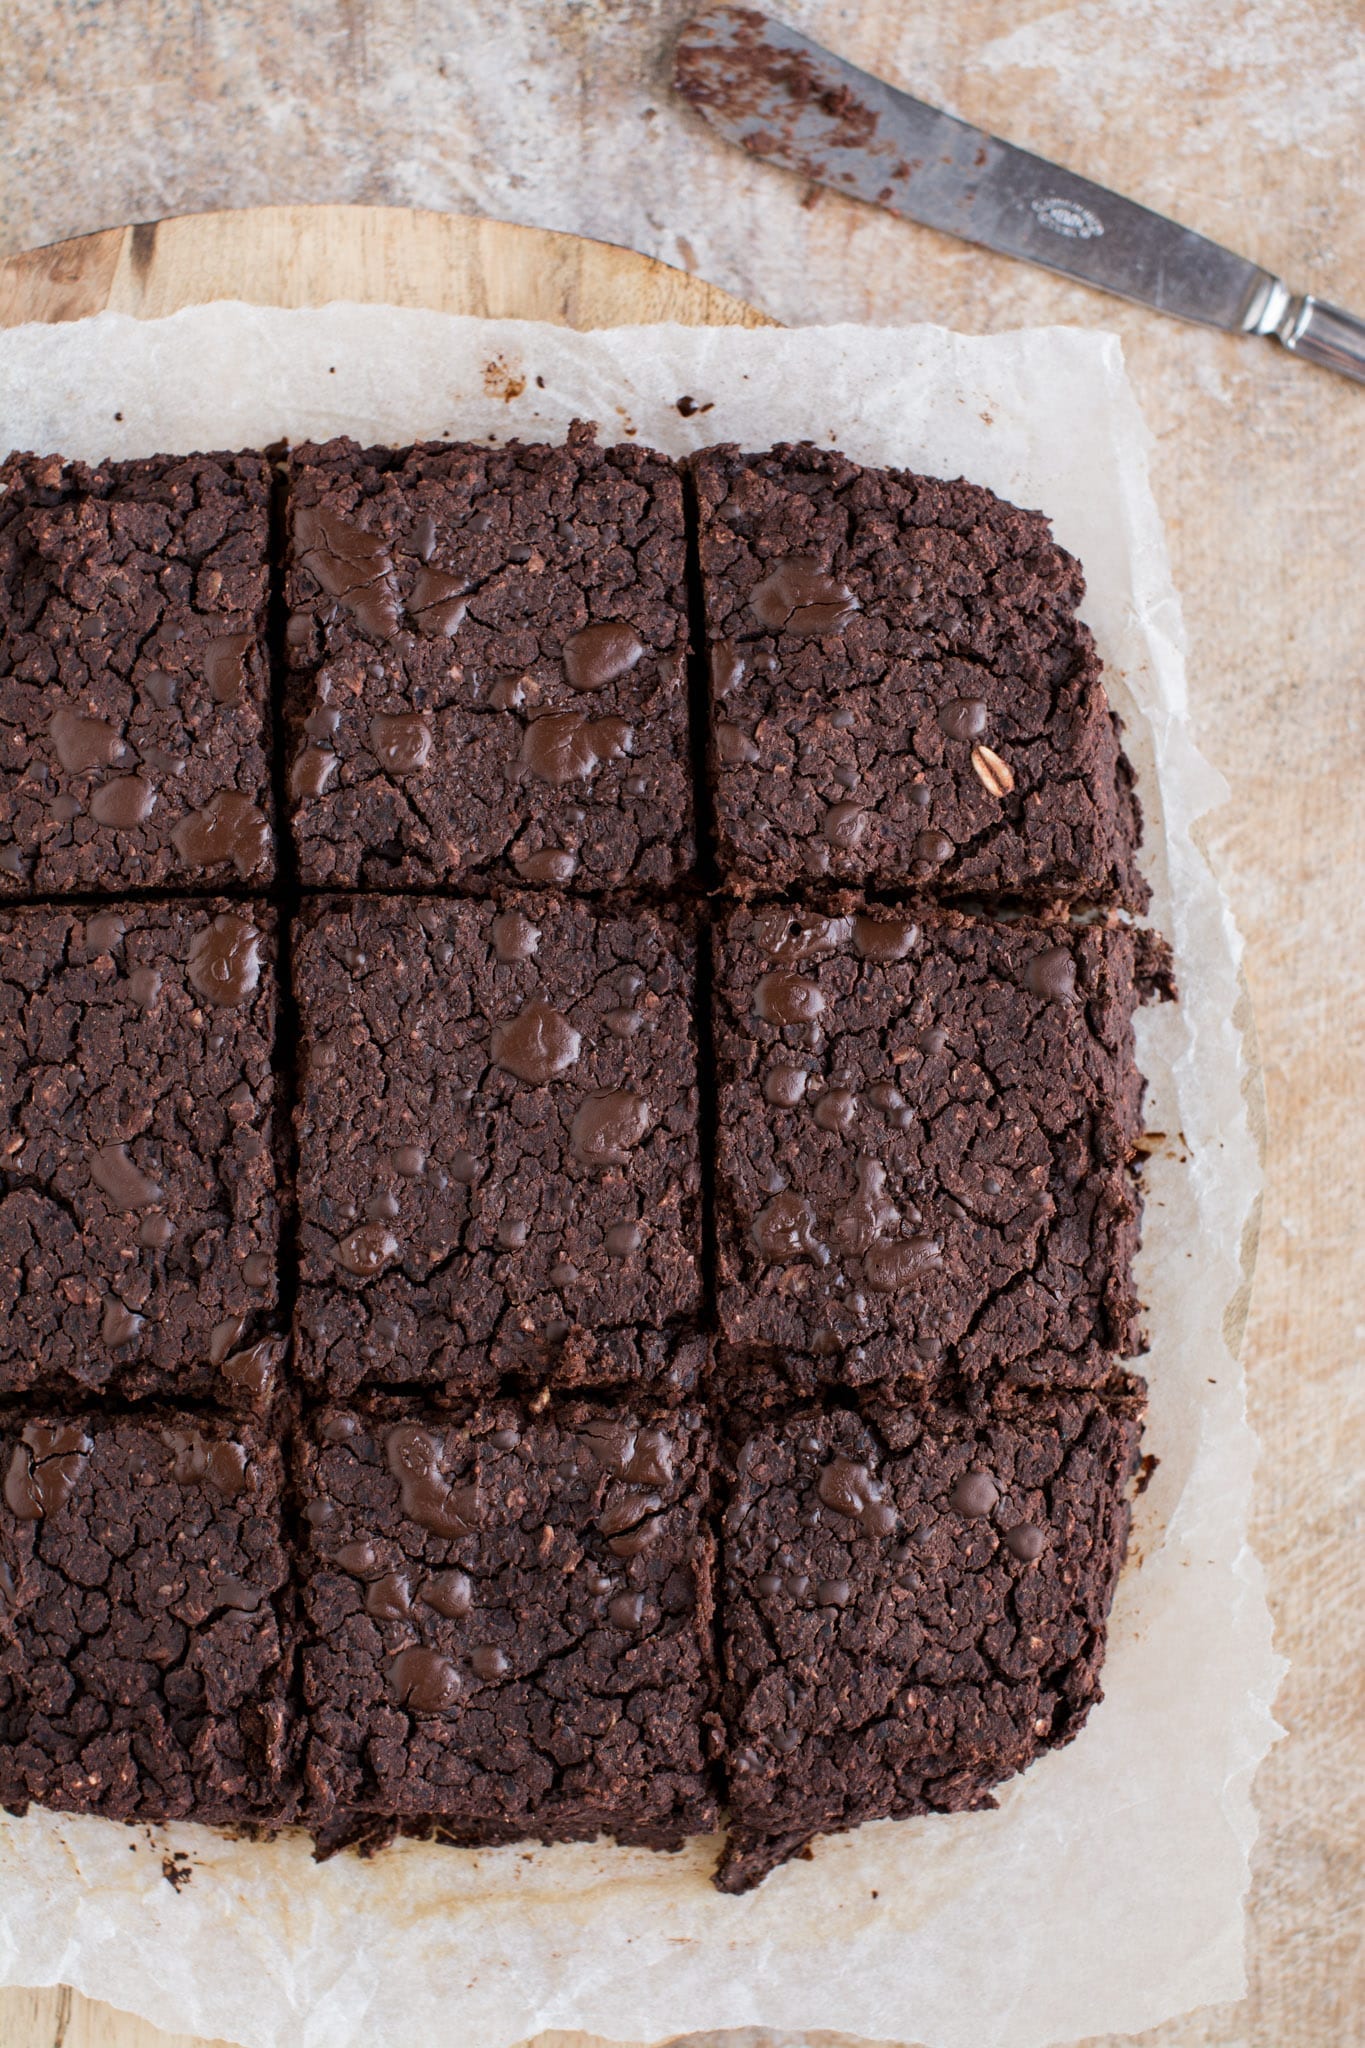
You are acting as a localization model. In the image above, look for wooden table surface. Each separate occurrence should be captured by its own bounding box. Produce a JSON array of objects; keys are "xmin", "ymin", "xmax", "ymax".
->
[{"xmin": 0, "ymin": 178, "xmax": 1361, "ymax": 2048}]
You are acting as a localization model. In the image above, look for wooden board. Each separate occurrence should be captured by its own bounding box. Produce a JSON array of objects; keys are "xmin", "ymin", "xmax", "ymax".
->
[{"xmin": 0, "ymin": 204, "xmax": 770, "ymax": 329}]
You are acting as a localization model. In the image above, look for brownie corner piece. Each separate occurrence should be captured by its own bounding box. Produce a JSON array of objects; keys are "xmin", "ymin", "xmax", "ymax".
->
[
  {"xmin": 0, "ymin": 1409, "xmax": 296, "ymax": 1828},
  {"xmin": 293, "ymin": 892, "xmax": 703, "ymax": 1397},
  {"xmin": 295, "ymin": 1394, "xmax": 718, "ymax": 1851},
  {"xmin": 282, "ymin": 433, "xmax": 694, "ymax": 890},
  {"xmin": 692, "ymin": 442, "xmax": 1144, "ymax": 906},
  {"xmin": 712, "ymin": 901, "xmax": 1145, "ymax": 1397},
  {"xmin": 0, "ymin": 899, "xmax": 283, "ymax": 1405},
  {"xmin": 0, "ymin": 447, "xmax": 275, "ymax": 896},
  {"xmin": 715, "ymin": 1387, "xmax": 1142, "ymax": 1891}
]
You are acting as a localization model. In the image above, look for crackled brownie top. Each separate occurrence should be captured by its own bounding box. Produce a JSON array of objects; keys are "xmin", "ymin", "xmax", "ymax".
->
[
  {"xmin": 284, "ymin": 427, "xmax": 694, "ymax": 890},
  {"xmin": 0, "ymin": 1411, "xmax": 294, "ymax": 1826},
  {"xmin": 296, "ymin": 1396, "xmax": 716, "ymax": 1849},
  {"xmin": 0, "ymin": 450, "xmax": 275, "ymax": 896},
  {"xmin": 0, "ymin": 901, "xmax": 282, "ymax": 1405},
  {"xmin": 713, "ymin": 903, "xmax": 1145, "ymax": 1393},
  {"xmin": 715, "ymin": 1388, "xmax": 1142, "ymax": 1891},
  {"xmin": 294, "ymin": 894, "xmax": 703, "ymax": 1396},
  {"xmin": 693, "ymin": 444, "xmax": 1144, "ymax": 906}
]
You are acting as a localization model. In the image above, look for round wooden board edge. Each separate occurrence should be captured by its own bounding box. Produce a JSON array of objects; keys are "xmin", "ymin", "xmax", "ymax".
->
[{"xmin": 0, "ymin": 204, "xmax": 776, "ymax": 331}]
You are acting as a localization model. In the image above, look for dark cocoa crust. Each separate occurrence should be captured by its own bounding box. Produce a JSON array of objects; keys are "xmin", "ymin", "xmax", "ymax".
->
[
  {"xmin": 0, "ymin": 449, "xmax": 275, "ymax": 895},
  {"xmin": 715, "ymin": 1386, "xmax": 1144, "ymax": 1892},
  {"xmin": 692, "ymin": 443, "xmax": 1146, "ymax": 908},
  {"xmin": 295, "ymin": 1395, "xmax": 717, "ymax": 1852},
  {"xmin": 713, "ymin": 902, "xmax": 1145, "ymax": 1398},
  {"xmin": 0, "ymin": 900, "xmax": 282, "ymax": 1405},
  {"xmin": 292, "ymin": 893, "xmax": 704, "ymax": 1398},
  {"xmin": 284, "ymin": 426, "xmax": 695, "ymax": 891},
  {"xmin": 0, "ymin": 1411, "xmax": 295, "ymax": 1827},
  {"xmin": 0, "ymin": 428, "xmax": 1158, "ymax": 1892}
]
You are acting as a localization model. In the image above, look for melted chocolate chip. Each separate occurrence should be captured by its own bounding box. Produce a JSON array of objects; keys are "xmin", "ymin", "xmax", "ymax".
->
[
  {"xmin": 407, "ymin": 567, "xmax": 468, "ymax": 637},
  {"xmin": 517, "ymin": 712, "xmax": 632, "ymax": 785},
  {"xmin": 420, "ymin": 1569, "xmax": 474, "ymax": 1618},
  {"xmin": 3, "ymin": 1424, "xmax": 92, "ymax": 1520},
  {"xmin": 369, "ymin": 713, "xmax": 433, "ymax": 775},
  {"xmin": 710, "ymin": 640, "xmax": 745, "ymax": 697},
  {"xmin": 950, "ymin": 1468, "xmax": 999, "ymax": 1518},
  {"xmin": 750, "ymin": 556, "xmax": 859, "ymax": 636},
  {"xmin": 335, "ymin": 1223, "xmax": 401, "ymax": 1278},
  {"xmin": 491, "ymin": 910, "xmax": 540, "ymax": 962},
  {"xmin": 186, "ymin": 914, "xmax": 263, "ymax": 1008},
  {"xmin": 89, "ymin": 1142, "xmax": 163, "ymax": 1211},
  {"xmin": 204, "ymin": 633, "xmax": 251, "ymax": 705},
  {"xmin": 754, "ymin": 971, "xmax": 825, "ymax": 1026},
  {"xmin": 365, "ymin": 1571, "xmax": 414, "ymax": 1619},
  {"xmin": 91, "ymin": 776, "xmax": 156, "ymax": 829},
  {"xmin": 492, "ymin": 1001, "xmax": 581, "ymax": 1084},
  {"xmin": 862, "ymin": 1235, "xmax": 942, "ymax": 1291},
  {"xmin": 291, "ymin": 747, "xmax": 338, "ymax": 800},
  {"xmin": 937, "ymin": 697, "xmax": 988, "ymax": 741},
  {"xmin": 171, "ymin": 791, "xmax": 271, "ymax": 877},
  {"xmin": 1025, "ymin": 946, "xmax": 1078, "ymax": 1002},
  {"xmin": 853, "ymin": 915, "xmax": 918, "ymax": 962},
  {"xmin": 562, "ymin": 620, "xmax": 645, "ymax": 691},
  {"xmin": 385, "ymin": 1424, "xmax": 481, "ymax": 1536},
  {"xmin": 817, "ymin": 1457, "xmax": 896, "ymax": 1537},
  {"xmin": 752, "ymin": 1191, "xmax": 826, "ymax": 1263},
  {"xmin": 295, "ymin": 504, "xmax": 402, "ymax": 639},
  {"xmin": 165, "ymin": 1429, "xmax": 249, "ymax": 1498},
  {"xmin": 387, "ymin": 1646, "xmax": 461, "ymax": 1713},
  {"xmin": 569, "ymin": 1090, "xmax": 650, "ymax": 1168},
  {"xmin": 49, "ymin": 707, "xmax": 122, "ymax": 774}
]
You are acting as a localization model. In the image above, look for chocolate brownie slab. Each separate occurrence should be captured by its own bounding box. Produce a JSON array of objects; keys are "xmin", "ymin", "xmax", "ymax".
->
[
  {"xmin": 713, "ymin": 903, "xmax": 1145, "ymax": 1396},
  {"xmin": 296, "ymin": 1395, "xmax": 716, "ymax": 1851},
  {"xmin": 0, "ymin": 450, "xmax": 274, "ymax": 895},
  {"xmin": 284, "ymin": 426, "xmax": 693, "ymax": 890},
  {"xmin": 0, "ymin": 901, "xmax": 282, "ymax": 1405},
  {"xmin": 0, "ymin": 1411, "xmax": 295, "ymax": 1827},
  {"xmin": 692, "ymin": 444, "xmax": 1144, "ymax": 906},
  {"xmin": 716, "ymin": 1387, "xmax": 1143, "ymax": 1890},
  {"xmin": 294, "ymin": 894, "xmax": 703, "ymax": 1396}
]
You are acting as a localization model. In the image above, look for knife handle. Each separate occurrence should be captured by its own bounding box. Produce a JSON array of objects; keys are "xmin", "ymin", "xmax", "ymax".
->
[{"xmin": 1277, "ymin": 294, "xmax": 1365, "ymax": 384}]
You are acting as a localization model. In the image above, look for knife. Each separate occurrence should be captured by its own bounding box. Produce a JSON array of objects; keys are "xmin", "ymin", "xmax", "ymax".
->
[{"xmin": 673, "ymin": 5, "xmax": 1365, "ymax": 385}]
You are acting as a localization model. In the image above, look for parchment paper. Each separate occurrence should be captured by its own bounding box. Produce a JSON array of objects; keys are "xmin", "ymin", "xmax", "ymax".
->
[{"xmin": 0, "ymin": 311, "xmax": 1282, "ymax": 2048}]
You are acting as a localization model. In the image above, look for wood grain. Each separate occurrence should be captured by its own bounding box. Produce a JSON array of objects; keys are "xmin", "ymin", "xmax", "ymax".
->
[{"xmin": 0, "ymin": 204, "xmax": 769, "ymax": 329}]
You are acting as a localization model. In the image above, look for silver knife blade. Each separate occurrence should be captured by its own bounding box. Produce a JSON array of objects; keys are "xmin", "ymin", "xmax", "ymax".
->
[{"xmin": 674, "ymin": 6, "xmax": 1294, "ymax": 337}]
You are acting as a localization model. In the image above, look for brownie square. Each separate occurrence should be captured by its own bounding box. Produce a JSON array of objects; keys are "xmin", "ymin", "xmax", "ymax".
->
[
  {"xmin": 0, "ymin": 450, "xmax": 275, "ymax": 896},
  {"xmin": 716, "ymin": 1387, "xmax": 1143, "ymax": 1890},
  {"xmin": 713, "ymin": 903, "xmax": 1145, "ymax": 1396},
  {"xmin": 283, "ymin": 426, "xmax": 694, "ymax": 890},
  {"xmin": 294, "ymin": 894, "xmax": 703, "ymax": 1396},
  {"xmin": 0, "ymin": 901, "xmax": 283, "ymax": 1405},
  {"xmin": 296, "ymin": 1395, "xmax": 717, "ymax": 1851},
  {"xmin": 692, "ymin": 444, "xmax": 1144, "ymax": 906},
  {"xmin": 0, "ymin": 1410, "xmax": 295, "ymax": 1827}
]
